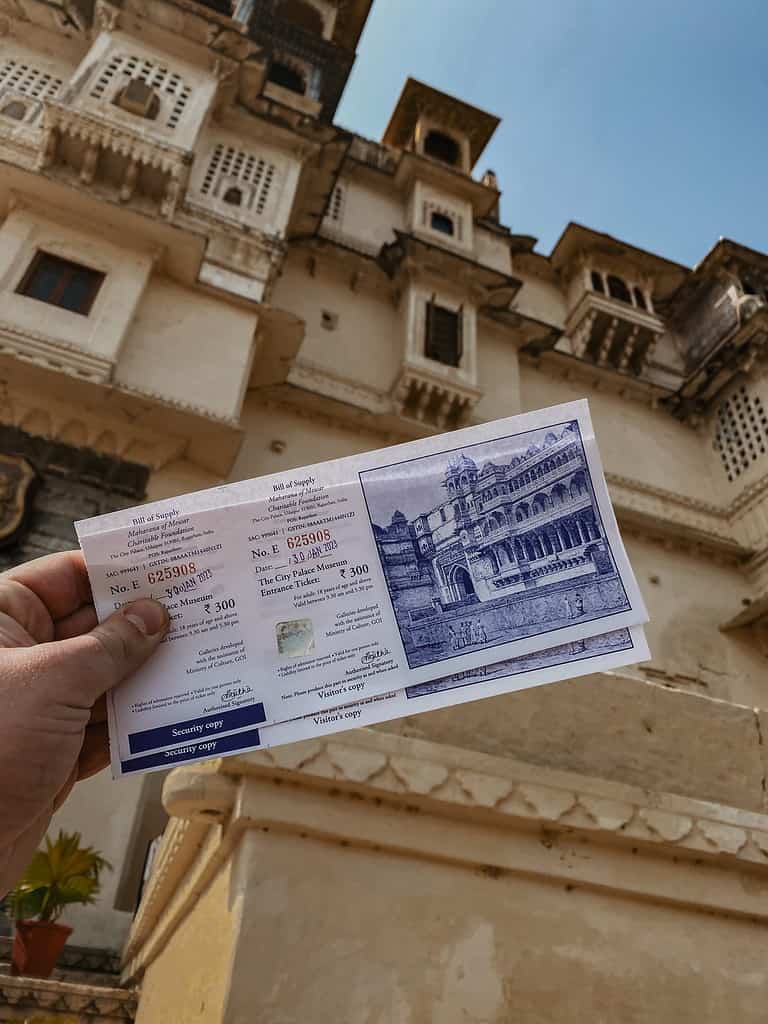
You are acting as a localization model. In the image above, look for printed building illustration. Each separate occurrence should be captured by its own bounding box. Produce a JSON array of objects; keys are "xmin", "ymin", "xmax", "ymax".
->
[
  {"xmin": 366, "ymin": 422, "xmax": 627, "ymax": 668},
  {"xmin": 2, "ymin": 0, "xmax": 768, "ymax": 1019}
]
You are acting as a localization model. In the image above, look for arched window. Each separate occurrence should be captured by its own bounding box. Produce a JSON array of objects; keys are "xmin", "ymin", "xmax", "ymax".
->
[
  {"xmin": 430, "ymin": 211, "xmax": 454, "ymax": 236},
  {"xmin": 1, "ymin": 100, "xmax": 27, "ymax": 121},
  {"xmin": 570, "ymin": 471, "xmax": 588, "ymax": 499},
  {"xmin": 223, "ymin": 186, "xmax": 243, "ymax": 206},
  {"xmin": 267, "ymin": 60, "xmax": 306, "ymax": 95},
  {"xmin": 590, "ymin": 271, "xmax": 605, "ymax": 293},
  {"xmin": 633, "ymin": 287, "xmax": 647, "ymax": 310},
  {"xmin": 276, "ymin": 0, "xmax": 324, "ymax": 34},
  {"xmin": 607, "ymin": 275, "xmax": 631, "ymax": 303},
  {"xmin": 551, "ymin": 483, "xmax": 568, "ymax": 506},
  {"xmin": 424, "ymin": 130, "xmax": 461, "ymax": 166}
]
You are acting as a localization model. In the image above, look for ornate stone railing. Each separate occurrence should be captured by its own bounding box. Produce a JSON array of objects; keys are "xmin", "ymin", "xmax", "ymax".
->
[{"xmin": 40, "ymin": 102, "xmax": 192, "ymax": 218}]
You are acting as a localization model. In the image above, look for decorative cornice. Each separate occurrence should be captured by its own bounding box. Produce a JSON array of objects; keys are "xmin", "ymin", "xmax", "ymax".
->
[
  {"xmin": 181, "ymin": 199, "xmax": 287, "ymax": 255},
  {"xmin": 253, "ymin": 393, "xmax": 412, "ymax": 446},
  {"xmin": 113, "ymin": 381, "xmax": 241, "ymax": 428},
  {"xmin": 605, "ymin": 471, "xmax": 746, "ymax": 557},
  {"xmin": 230, "ymin": 731, "xmax": 768, "ymax": 868},
  {"xmin": 522, "ymin": 346, "xmax": 674, "ymax": 410},
  {"xmin": 0, "ymin": 320, "xmax": 113, "ymax": 383},
  {"xmin": 286, "ymin": 358, "xmax": 391, "ymax": 416},
  {"xmin": 0, "ymin": 386, "xmax": 186, "ymax": 471}
]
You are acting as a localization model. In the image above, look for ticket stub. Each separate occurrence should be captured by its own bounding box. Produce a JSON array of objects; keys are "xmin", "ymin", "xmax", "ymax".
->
[{"xmin": 75, "ymin": 399, "xmax": 649, "ymax": 777}]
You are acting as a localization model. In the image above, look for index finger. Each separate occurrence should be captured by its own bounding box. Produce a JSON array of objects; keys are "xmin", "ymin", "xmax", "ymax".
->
[{"xmin": 2, "ymin": 550, "xmax": 93, "ymax": 622}]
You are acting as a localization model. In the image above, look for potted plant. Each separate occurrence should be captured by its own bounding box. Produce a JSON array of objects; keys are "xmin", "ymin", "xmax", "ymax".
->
[{"xmin": 6, "ymin": 830, "xmax": 110, "ymax": 978}]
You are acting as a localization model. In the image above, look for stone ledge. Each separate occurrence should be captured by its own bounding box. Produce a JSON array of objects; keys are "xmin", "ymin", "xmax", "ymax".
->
[
  {"xmin": 122, "ymin": 725, "xmax": 768, "ymax": 983},
  {"xmin": 0, "ymin": 968, "xmax": 136, "ymax": 1023}
]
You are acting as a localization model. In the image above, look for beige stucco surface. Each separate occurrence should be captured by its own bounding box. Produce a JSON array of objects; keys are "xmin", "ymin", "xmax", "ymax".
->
[
  {"xmin": 115, "ymin": 277, "xmax": 257, "ymax": 421},
  {"xmin": 134, "ymin": 860, "xmax": 239, "ymax": 1024},
  {"xmin": 224, "ymin": 830, "xmax": 768, "ymax": 1024}
]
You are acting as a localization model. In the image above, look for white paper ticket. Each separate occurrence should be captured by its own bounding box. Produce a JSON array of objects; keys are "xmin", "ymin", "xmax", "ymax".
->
[{"xmin": 75, "ymin": 399, "xmax": 649, "ymax": 776}]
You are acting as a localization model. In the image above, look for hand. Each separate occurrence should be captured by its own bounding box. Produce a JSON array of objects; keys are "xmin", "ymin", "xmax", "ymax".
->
[{"xmin": 0, "ymin": 551, "xmax": 168, "ymax": 897}]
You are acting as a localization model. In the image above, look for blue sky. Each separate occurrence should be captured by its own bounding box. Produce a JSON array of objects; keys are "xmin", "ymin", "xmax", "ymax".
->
[{"xmin": 337, "ymin": 0, "xmax": 768, "ymax": 267}]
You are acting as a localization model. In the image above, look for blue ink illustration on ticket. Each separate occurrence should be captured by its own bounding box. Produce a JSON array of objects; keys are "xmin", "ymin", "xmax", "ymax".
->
[
  {"xmin": 359, "ymin": 419, "xmax": 630, "ymax": 670},
  {"xmin": 405, "ymin": 628, "xmax": 633, "ymax": 698}
]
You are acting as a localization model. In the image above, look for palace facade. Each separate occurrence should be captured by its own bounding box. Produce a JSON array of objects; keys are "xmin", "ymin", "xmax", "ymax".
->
[
  {"xmin": 374, "ymin": 425, "xmax": 605, "ymax": 611},
  {"xmin": 3, "ymin": 0, "xmax": 768, "ymax": 1019}
]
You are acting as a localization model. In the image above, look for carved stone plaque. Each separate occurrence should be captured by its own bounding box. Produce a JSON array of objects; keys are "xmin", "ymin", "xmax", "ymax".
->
[{"xmin": 0, "ymin": 453, "xmax": 37, "ymax": 549}]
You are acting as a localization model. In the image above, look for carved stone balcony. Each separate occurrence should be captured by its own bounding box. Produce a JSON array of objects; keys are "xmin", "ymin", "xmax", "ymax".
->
[
  {"xmin": 668, "ymin": 285, "xmax": 768, "ymax": 421},
  {"xmin": 392, "ymin": 362, "xmax": 481, "ymax": 431},
  {"xmin": 567, "ymin": 291, "xmax": 664, "ymax": 375},
  {"xmin": 39, "ymin": 101, "xmax": 192, "ymax": 218}
]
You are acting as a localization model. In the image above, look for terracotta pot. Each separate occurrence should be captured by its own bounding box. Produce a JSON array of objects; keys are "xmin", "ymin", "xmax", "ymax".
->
[{"xmin": 11, "ymin": 919, "xmax": 73, "ymax": 978}]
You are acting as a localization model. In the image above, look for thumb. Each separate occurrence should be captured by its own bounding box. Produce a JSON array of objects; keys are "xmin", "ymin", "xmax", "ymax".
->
[{"xmin": 38, "ymin": 599, "xmax": 169, "ymax": 706}]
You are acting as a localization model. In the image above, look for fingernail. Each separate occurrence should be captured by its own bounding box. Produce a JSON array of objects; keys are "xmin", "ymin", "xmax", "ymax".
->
[{"xmin": 123, "ymin": 599, "xmax": 168, "ymax": 637}]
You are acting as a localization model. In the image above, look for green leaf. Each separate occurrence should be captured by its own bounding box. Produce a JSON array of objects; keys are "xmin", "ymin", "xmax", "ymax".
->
[{"xmin": 6, "ymin": 831, "xmax": 112, "ymax": 923}]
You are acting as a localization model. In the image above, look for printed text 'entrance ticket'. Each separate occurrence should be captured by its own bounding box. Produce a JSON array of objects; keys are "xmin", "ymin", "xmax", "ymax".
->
[{"xmin": 75, "ymin": 399, "xmax": 649, "ymax": 776}]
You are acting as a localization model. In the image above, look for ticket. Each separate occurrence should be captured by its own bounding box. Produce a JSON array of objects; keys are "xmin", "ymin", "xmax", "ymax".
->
[{"xmin": 75, "ymin": 399, "xmax": 649, "ymax": 777}]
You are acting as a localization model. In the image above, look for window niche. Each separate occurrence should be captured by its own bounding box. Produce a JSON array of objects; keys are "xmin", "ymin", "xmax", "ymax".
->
[
  {"xmin": 423, "ymin": 129, "xmax": 461, "ymax": 167},
  {"xmin": 430, "ymin": 211, "xmax": 455, "ymax": 236},
  {"xmin": 114, "ymin": 78, "xmax": 160, "ymax": 120},
  {"xmin": 0, "ymin": 100, "xmax": 27, "ymax": 121},
  {"xmin": 591, "ymin": 269, "xmax": 650, "ymax": 311},
  {"xmin": 607, "ymin": 275, "xmax": 632, "ymax": 304},
  {"xmin": 425, "ymin": 300, "xmax": 462, "ymax": 367},
  {"xmin": 222, "ymin": 186, "xmax": 243, "ymax": 206},
  {"xmin": 17, "ymin": 252, "xmax": 105, "ymax": 316},
  {"xmin": 267, "ymin": 60, "xmax": 306, "ymax": 96}
]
